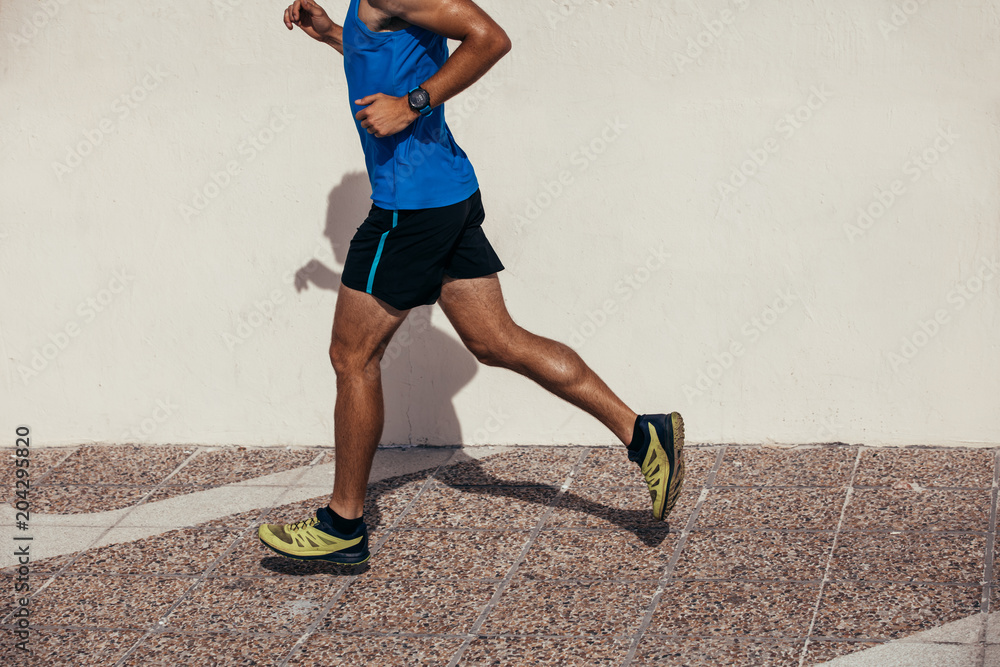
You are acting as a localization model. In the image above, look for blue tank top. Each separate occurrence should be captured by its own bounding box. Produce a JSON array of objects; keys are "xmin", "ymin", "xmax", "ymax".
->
[{"xmin": 342, "ymin": 0, "xmax": 479, "ymax": 210}]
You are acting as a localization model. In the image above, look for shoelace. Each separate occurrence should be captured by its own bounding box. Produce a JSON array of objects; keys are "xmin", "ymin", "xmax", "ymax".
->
[{"xmin": 288, "ymin": 517, "xmax": 318, "ymax": 532}]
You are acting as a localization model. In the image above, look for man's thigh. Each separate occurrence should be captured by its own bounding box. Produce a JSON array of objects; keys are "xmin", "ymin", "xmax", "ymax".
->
[
  {"xmin": 437, "ymin": 273, "xmax": 515, "ymax": 348},
  {"xmin": 331, "ymin": 284, "xmax": 410, "ymax": 361}
]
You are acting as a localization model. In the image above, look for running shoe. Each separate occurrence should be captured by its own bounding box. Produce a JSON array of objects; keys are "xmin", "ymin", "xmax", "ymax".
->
[
  {"xmin": 258, "ymin": 507, "xmax": 370, "ymax": 564},
  {"xmin": 628, "ymin": 412, "xmax": 685, "ymax": 520}
]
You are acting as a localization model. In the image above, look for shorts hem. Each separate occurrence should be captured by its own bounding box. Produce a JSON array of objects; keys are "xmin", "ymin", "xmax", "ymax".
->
[
  {"xmin": 442, "ymin": 263, "xmax": 505, "ymax": 281},
  {"xmin": 339, "ymin": 278, "xmax": 423, "ymax": 312}
]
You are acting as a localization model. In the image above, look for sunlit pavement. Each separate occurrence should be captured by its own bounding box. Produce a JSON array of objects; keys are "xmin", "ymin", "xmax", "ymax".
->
[{"xmin": 2, "ymin": 443, "xmax": 997, "ymax": 666}]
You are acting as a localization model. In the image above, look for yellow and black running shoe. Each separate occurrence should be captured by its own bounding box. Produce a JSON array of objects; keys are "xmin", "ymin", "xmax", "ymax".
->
[
  {"xmin": 627, "ymin": 412, "xmax": 685, "ymax": 520},
  {"xmin": 258, "ymin": 507, "xmax": 370, "ymax": 564}
]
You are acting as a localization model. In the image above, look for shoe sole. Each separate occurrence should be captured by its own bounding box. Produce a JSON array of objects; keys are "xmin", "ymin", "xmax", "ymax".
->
[
  {"xmin": 257, "ymin": 533, "xmax": 371, "ymax": 565},
  {"xmin": 662, "ymin": 411, "xmax": 685, "ymax": 518}
]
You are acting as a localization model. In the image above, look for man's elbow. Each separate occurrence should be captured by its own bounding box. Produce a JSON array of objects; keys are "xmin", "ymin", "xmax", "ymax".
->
[{"xmin": 488, "ymin": 27, "xmax": 512, "ymax": 58}]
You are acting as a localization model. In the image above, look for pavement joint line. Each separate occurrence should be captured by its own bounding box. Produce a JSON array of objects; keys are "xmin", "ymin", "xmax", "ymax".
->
[
  {"xmin": 443, "ymin": 447, "xmax": 593, "ymax": 667},
  {"xmin": 136, "ymin": 445, "xmax": 212, "ymax": 490},
  {"xmin": 20, "ymin": 446, "xmax": 78, "ymax": 487},
  {"xmin": 20, "ymin": 571, "xmax": 986, "ymax": 586},
  {"xmin": 274, "ymin": 454, "xmax": 457, "ymax": 667},
  {"xmin": 110, "ymin": 451, "xmax": 328, "ymax": 667},
  {"xmin": 621, "ymin": 444, "xmax": 728, "ymax": 666},
  {"xmin": 0, "ymin": 446, "xmax": 211, "ymax": 625},
  {"xmin": 798, "ymin": 446, "xmax": 862, "ymax": 667},
  {"xmin": 0, "ymin": 623, "xmax": 909, "ymax": 645},
  {"xmin": 976, "ymin": 451, "xmax": 1000, "ymax": 666},
  {"xmin": 109, "ymin": 522, "xmax": 263, "ymax": 666}
]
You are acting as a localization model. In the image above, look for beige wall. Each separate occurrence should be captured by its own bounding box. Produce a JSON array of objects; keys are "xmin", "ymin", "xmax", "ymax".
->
[{"xmin": 2, "ymin": 0, "xmax": 998, "ymax": 447}]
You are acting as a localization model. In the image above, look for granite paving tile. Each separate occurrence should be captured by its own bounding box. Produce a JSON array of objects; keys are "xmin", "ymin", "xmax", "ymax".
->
[
  {"xmin": 714, "ymin": 446, "xmax": 856, "ymax": 487},
  {"xmin": 2, "ymin": 551, "xmax": 77, "ymax": 576},
  {"xmin": 828, "ymin": 532, "xmax": 985, "ymax": 583},
  {"xmin": 519, "ymin": 529, "xmax": 675, "ymax": 580},
  {"xmin": 811, "ymin": 581, "xmax": 982, "ymax": 639},
  {"xmin": 401, "ymin": 485, "xmax": 558, "ymax": 530},
  {"xmin": 287, "ymin": 634, "xmax": 464, "ymax": 666},
  {"xmin": 44, "ymin": 444, "xmax": 193, "ymax": 485},
  {"xmin": 210, "ymin": 529, "xmax": 359, "ymax": 578},
  {"xmin": 29, "ymin": 574, "xmax": 192, "ymax": 628},
  {"xmin": 544, "ymin": 486, "xmax": 688, "ymax": 531},
  {"xmin": 166, "ymin": 576, "xmax": 337, "ymax": 633},
  {"xmin": 990, "ymin": 585, "xmax": 1000, "ymax": 617},
  {"xmin": 65, "ymin": 528, "xmax": 242, "ymax": 576},
  {"xmin": 26, "ymin": 484, "xmax": 158, "ymax": 514},
  {"xmin": 319, "ymin": 579, "xmax": 496, "ymax": 634},
  {"xmin": 695, "ymin": 488, "xmax": 845, "ymax": 530},
  {"xmin": 367, "ymin": 529, "xmax": 526, "ymax": 579},
  {"xmin": 460, "ymin": 636, "xmax": 632, "ymax": 665},
  {"xmin": 1, "ymin": 573, "xmax": 16, "ymax": 621},
  {"xmin": 190, "ymin": 506, "xmax": 269, "ymax": 531},
  {"xmin": 165, "ymin": 446, "xmax": 317, "ymax": 486},
  {"xmin": 855, "ymin": 448, "xmax": 994, "ymax": 488},
  {"xmin": 645, "ymin": 580, "xmax": 819, "ymax": 638},
  {"xmin": 436, "ymin": 448, "xmax": 579, "ymax": 486},
  {"xmin": 122, "ymin": 630, "xmax": 299, "ymax": 666},
  {"xmin": 142, "ymin": 484, "xmax": 216, "ymax": 505},
  {"xmin": 672, "ymin": 530, "xmax": 833, "ymax": 581},
  {"xmin": 3, "ymin": 447, "xmax": 73, "ymax": 507},
  {"xmin": 361, "ymin": 473, "xmax": 434, "ymax": 531},
  {"xmin": 842, "ymin": 489, "xmax": 990, "ymax": 532},
  {"xmin": 479, "ymin": 580, "xmax": 656, "ymax": 636},
  {"xmin": 802, "ymin": 640, "xmax": 885, "ymax": 665},
  {"xmin": 633, "ymin": 635, "xmax": 805, "ymax": 666},
  {"xmin": 3, "ymin": 446, "xmax": 73, "ymax": 479},
  {"xmin": 572, "ymin": 446, "xmax": 717, "ymax": 489},
  {"xmin": 986, "ymin": 603, "xmax": 1000, "ymax": 642},
  {"xmin": 0, "ymin": 627, "xmax": 143, "ymax": 666}
]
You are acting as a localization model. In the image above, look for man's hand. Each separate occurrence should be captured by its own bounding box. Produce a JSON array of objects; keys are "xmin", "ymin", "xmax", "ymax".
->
[
  {"xmin": 284, "ymin": 0, "xmax": 342, "ymax": 51},
  {"xmin": 354, "ymin": 93, "xmax": 420, "ymax": 138}
]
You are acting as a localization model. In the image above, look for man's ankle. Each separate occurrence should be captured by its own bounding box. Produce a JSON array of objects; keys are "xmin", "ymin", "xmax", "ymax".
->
[{"xmin": 320, "ymin": 505, "xmax": 364, "ymax": 535}]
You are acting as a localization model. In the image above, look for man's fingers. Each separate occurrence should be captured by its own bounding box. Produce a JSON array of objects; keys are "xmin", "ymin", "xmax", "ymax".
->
[
  {"xmin": 354, "ymin": 94, "xmax": 380, "ymax": 107},
  {"xmin": 283, "ymin": 7, "xmax": 293, "ymax": 29}
]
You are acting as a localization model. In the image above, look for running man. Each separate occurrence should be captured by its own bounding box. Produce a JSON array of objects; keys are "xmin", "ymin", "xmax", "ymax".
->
[{"xmin": 258, "ymin": 0, "xmax": 684, "ymax": 564}]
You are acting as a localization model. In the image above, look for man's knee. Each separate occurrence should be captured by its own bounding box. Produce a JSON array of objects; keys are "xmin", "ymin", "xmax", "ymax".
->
[
  {"xmin": 466, "ymin": 338, "xmax": 504, "ymax": 367},
  {"xmin": 464, "ymin": 328, "xmax": 523, "ymax": 368},
  {"xmin": 329, "ymin": 340, "xmax": 383, "ymax": 376}
]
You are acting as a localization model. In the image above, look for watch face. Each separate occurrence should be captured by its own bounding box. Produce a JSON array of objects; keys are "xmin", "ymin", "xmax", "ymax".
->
[{"xmin": 409, "ymin": 89, "xmax": 430, "ymax": 109}]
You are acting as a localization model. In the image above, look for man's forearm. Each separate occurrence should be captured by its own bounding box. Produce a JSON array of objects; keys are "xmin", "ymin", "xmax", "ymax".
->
[
  {"xmin": 419, "ymin": 31, "xmax": 509, "ymax": 108},
  {"xmin": 323, "ymin": 24, "xmax": 345, "ymax": 54}
]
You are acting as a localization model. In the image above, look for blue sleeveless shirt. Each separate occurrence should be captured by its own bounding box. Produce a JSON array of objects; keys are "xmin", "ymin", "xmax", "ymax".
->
[{"xmin": 342, "ymin": 0, "xmax": 479, "ymax": 210}]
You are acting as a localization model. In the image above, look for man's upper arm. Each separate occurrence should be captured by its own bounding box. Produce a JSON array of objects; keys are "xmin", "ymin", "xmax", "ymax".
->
[{"xmin": 370, "ymin": 0, "xmax": 509, "ymax": 46}]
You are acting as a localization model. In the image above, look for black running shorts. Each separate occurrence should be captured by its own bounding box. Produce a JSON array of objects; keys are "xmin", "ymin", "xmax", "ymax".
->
[{"xmin": 341, "ymin": 188, "xmax": 505, "ymax": 310}]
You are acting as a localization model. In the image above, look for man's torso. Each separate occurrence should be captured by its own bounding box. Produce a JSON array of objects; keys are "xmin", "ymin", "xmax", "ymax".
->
[{"xmin": 342, "ymin": 0, "xmax": 479, "ymax": 210}]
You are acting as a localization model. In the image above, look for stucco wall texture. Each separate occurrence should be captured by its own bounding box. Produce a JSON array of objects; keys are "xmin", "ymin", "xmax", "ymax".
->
[{"xmin": 2, "ymin": 0, "xmax": 998, "ymax": 447}]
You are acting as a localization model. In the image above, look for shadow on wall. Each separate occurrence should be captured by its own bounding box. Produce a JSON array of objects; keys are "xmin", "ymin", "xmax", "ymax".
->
[{"xmin": 292, "ymin": 171, "xmax": 478, "ymax": 446}]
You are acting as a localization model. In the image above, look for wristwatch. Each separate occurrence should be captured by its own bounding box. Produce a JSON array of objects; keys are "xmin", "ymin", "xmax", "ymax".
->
[{"xmin": 407, "ymin": 86, "xmax": 432, "ymax": 116}]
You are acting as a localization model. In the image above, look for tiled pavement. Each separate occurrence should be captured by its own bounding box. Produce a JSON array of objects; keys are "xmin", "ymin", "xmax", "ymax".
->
[{"xmin": 2, "ymin": 443, "xmax": 998, "ymax": 666}]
